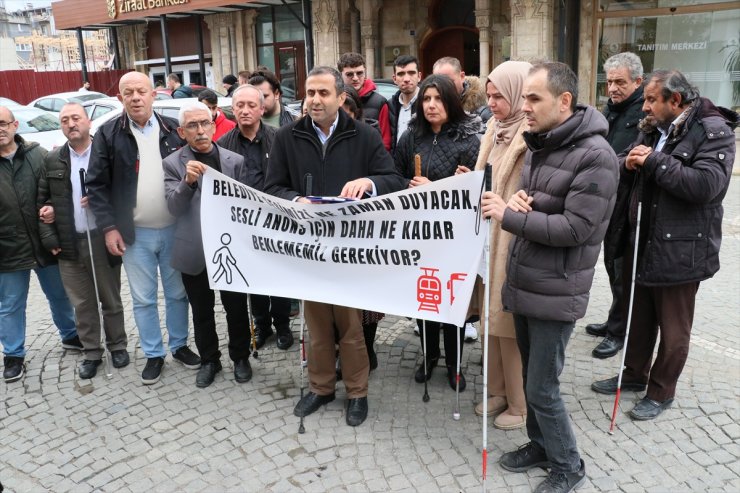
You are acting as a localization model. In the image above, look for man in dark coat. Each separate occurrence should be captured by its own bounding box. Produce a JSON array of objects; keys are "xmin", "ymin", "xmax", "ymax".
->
[
  {"xmin": 592, "ymin": 70, "xmax": 737, "ymax": 420},
  {"xmin": 483, "ymin": 62, "xmax": 618, "ymax": 493},
  {"xmin": 387, "ymin": 55, "xmax": 421, "ymax": 153},
  {"xmin": 0, "ymin": 105, "xmax": 79, "ymax": 383},
  {"xmin": 587, "ymin": 51, "xmax": 646, "ymax": 359},
  {"xmin": 265, "ymin": 66, "xmax": 404, "ymax": 427}
]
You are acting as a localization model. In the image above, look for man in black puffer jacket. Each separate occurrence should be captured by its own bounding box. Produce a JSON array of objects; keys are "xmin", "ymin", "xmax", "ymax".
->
[
  {"xmin": 0, "ymin": 105, "xmax": 79, "ymax": 383},
  {"xmin": 38, "ymin": 103, "xmax": 128, "ymax": 380},
  {"xmin": 592, "ymin": 70, "xmax": 737, "ymax": 421},
  {"xmin": 587, "ymin": 52, "xmax": 646, "ymax": 359},
  {"xmin": 483, "ymin": 63, "xmax": 618, "ymax": 493}
]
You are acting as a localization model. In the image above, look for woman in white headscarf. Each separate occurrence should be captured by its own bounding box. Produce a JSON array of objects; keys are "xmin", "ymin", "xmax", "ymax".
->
[{"xmin": 470, "ymin": 60, "xmax": 532, "ymax": 429}]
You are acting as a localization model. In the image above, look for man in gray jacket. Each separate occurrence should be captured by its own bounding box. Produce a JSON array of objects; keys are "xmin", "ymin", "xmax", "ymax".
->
[
  {"xmin": 164, "ymin": 101, "xmax": 252, "ymax": 388},
  {"xmin": 483, "ymin": 62, "xmax": 618, "ymax": 493}
]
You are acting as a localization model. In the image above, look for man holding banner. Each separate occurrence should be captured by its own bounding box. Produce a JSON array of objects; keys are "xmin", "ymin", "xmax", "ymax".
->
[
  {"xmin": 264, "ymin": 66, "xmax": 404, "ymax": 426},
  {"xmin": 164, "ymin": 101, "xmax": 253, "ymax": 388}
]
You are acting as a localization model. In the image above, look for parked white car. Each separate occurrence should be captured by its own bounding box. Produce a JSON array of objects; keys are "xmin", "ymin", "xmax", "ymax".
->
[
  {"xmin": 28, "ymin": 91, "xmax": 107, "ymax": 113},
  {"xmin": 12, "ymin": 106, "xmax": 66, "ymax": 150}
]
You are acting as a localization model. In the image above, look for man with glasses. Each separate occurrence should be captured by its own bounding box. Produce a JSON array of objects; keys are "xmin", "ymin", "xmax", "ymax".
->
[
  {"xmin": 338, "ymin": 52, "xmax": 392, "ymax": 151},
  {"xmin": 217, "ymin": 86, "xmax": 291, "ymax": 351},
  {"xmin": 86, "ymin": 72, "xmax": 201, "ymax": 385},
  {"xmin": 198, "ymin": 89, "xmax": 235, "ymax": 141},
  {"xmin": 0, "ymin": 105, "xmax": 80, "ymax": 383},
  {"xmin": 164, "ymin": 101, "xmax": 252, "ymax": 388}
]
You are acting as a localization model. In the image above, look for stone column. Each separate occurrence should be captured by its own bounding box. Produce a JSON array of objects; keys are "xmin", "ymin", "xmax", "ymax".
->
[
  {"xmin": 475, "ymin": 6, "xmax": 492, "ymax": 77},
  {"xmin": 239, "ymin": 9, "xmax": 258, "ymax": 72},
  {"xmin": 510, "ymin": 0, "xmax": 555, "ymax": 61},
  {"xmin": 360, "ymin": 0, "xmax": 382, "ymax": 78},
  {"xmin": 578, "ymin": 0, "xmax": 596, "ymax": 104},
  {"xmin": 205, "ymin": 13, "xmax": 236, "ymax": 90},
  {"xmin": 313, "ymin": 0, "xmax": 340, "ymax": 67}
]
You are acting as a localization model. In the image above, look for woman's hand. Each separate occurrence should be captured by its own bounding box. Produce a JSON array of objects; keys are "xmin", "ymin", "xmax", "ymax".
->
[{"xmin": 409, "ymin": 176, "xmax": 431, "ymax": 187}]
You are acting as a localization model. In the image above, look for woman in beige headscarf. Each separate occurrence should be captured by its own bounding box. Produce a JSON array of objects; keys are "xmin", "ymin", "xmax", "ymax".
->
[{"xmin": 469, "ymin": 60, "xmax": 532, "ymax": 429}]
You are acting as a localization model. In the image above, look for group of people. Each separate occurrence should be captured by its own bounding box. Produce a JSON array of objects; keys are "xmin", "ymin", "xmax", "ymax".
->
[{"xmin": 1, "ymin": 47, "xmax": 736, "ymax": 493}]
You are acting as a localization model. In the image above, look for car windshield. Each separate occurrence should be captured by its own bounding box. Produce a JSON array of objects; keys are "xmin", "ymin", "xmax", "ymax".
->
[{"xmin": 14, "ymin": 108, "xmax": 61, "ymax": 133}]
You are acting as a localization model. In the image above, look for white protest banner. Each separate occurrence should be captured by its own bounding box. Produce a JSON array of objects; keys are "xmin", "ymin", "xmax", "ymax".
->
[{"xmin": 201, "ymin": 168, "xmax": 488, "ymax": 326}]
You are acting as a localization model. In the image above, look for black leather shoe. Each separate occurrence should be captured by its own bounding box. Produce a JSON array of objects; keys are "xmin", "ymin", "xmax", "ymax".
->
[
  {"xmin": 629, "ymin": 396, "xmax": 674, "ymax": 420},
  {"xmin": 585, "ymin": 322, "xmax": 608, "ymax": 337},
  {"xmin": 447, "ymin": 366, "xmax": 466, "ymax": 392},
  {"xmin": 591, "ymin": 375, "xmax": 646, "ymax": 395},
  {"xmin": 234, "ymin": 358, "xmax": 252, "ymax": 383},
  {"xmin": 414, "ymin": 356, "xmax": 438, "ymax": 383},
  {"xmin": 534, "ymin": 459, "xmax": 586, "ymax": 493},
  {"xmin": 346, "ymin": 397, "xmax": 369, "ymax": 426},
  {"xmin": 3, "ymin": 356, "xmax": 25, "ymax": 383},
  {"xmin": 276, "ymin": 329, "xmax": 294, "ymax": 350},
  {"xmin": 255, "ymin": 326, "xmax": 274, "ymax": 349},
  {"xmin": 293, "ymin": 391, "xmax": 335, "ymax": 417},
  {"xmin": 500, "ymin": 442, "xmax": 551, "ymax": 472},
  {"xmin": 110, "ymin": 350, "xmax": 130, "ymax": 369},
  {"xmin": 79, "ymin": 359, "xmax": 101, "ymax": 379},
  {"xmin": 592, "ymin": 336, "xmax": 624, "ymax": 359},
  {"xmin": 196, "ymin": 361, "xmax": 222, "ymax": 388}
]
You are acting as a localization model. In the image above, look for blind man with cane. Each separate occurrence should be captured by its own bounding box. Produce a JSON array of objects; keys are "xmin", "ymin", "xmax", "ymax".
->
[{"xmin": 37, "ymin": 102, "xmax": 128, "ymax": 379}]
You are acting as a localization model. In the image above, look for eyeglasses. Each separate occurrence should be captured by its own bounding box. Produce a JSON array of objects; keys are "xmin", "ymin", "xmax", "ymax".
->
[
  {"xmin": 184, "ymin": 120, "xmax": 213, "ymax": 131},
  {"xmin": 0, "ymin": 121, "xmax": 15, "ymax": 129},
  {"xmin": 343, "ymin": 70, "xmax": 365, "ymax": 79}
]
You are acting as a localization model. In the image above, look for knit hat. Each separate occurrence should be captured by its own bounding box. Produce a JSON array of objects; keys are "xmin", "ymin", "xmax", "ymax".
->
[{"xmin": 222, "ymin": 74, "xmax": 237, "ymax": 85}]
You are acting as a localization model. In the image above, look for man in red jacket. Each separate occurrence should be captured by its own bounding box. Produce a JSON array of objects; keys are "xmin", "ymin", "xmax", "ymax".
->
[
  {"xmin": 338, "ymin": 52, "xmax": 391, "ymax": 151},
  {"xmin": 198, "ymin": 90, "xmax": 235, "ymax": 141}
]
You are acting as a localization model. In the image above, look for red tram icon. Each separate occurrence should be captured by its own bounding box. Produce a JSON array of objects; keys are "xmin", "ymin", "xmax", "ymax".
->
[{"xmin": 417, "ymin": 267, "xmax": 442, "ymax": 313}]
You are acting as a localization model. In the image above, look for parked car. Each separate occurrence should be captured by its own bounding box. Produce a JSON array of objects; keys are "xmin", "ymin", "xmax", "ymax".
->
[
  {"xmin": 89, "ymin": 97, "xmax": 234, "ymax": 134},
  {"xmin": 28, "ymin": 91, "xmax": 107, "ymax": 113},
  {"xmin": 0, "ymin": 97, "xmax": 21, "ymax": 107},
  {"xmin": 155, "ymin": 85, "xmax": 224, "ymax": 100},
  {"xmin": 12, "ymin": 106, "xmax": 66, "ymax": 150},
  {"xmin": 374, "ymin": 79, "xmax": 399, "ymax": 100}
]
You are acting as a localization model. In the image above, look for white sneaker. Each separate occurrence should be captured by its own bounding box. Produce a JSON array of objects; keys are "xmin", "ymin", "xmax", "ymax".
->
[{"xmin": 464, "ymin": 323, "xmax": 478, "ymax": 342}]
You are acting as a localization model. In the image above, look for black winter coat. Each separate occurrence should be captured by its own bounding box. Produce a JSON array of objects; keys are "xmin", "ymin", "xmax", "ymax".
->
[
  {"xmin": 217, "ymin": 123, "xmax": 277, "ymax": 191},
  {"xmin": 394, "ymin": 115, "xmax": 483, "ymax": 185},
  {"xmin": 0, "ymin": 136, "xmax": 53, "ymax": 272},
  {"xmin": 37, "ymin": 144, "xmax": 80, "ymax": 261},
  {"xmin": 606, "ymin": 97, "xmax": 737, "ymax": 286},
  {"xmin": 501, "ymin": 105, "xmax": 619, "ymax": 322},
  {"xmin": 86, "ymin": 112, "xmax": 185, "ymax": 245},
  {"xmin": 264, "ymin": 110, "xmax": 404, "ymax": 199},
  {"xmin": 388, "ymin": 90, "xmax": 417, "ymax": 155},
  {"xmin": 603, "ymin": 86, "xmax": 645, "ymax": 154}
]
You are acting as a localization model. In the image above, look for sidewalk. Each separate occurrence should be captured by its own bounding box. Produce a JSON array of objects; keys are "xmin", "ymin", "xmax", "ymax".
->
[{"xmin": 1, "ymin": 178, "xmax": 738, "ymax": 493}]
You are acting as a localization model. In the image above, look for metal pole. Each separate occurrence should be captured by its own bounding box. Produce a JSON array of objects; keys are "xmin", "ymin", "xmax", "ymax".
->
[
  {"xmin": 110, "ymin": 26, "xmax": 121, "ymax": 70},
  {"xmin": 76, "ymin": 27, "xmax": 88, "ymax": 82},
  {"xmin": 302, "ymin": 0, "xmax": 314, "ymax": 71},
  {"xmin": 195, "ymin": 15, "xmax": 206, "ymax": 86},
  {"xmin": 160, "ymin": 14, "xmax": 172, "ymax": 77}
]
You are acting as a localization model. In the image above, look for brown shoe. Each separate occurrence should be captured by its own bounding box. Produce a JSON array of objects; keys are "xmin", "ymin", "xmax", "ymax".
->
[
  {"xmin": 474, "ymin": 396, "xmax": 507, "ymax": 417},
  {"xmin": 494, "ymin": 410, "xmax": 526, "ymax": 430}
]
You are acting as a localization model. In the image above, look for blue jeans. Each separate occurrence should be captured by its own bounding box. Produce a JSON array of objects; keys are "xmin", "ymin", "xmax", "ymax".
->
[
  {"xmin": 513, "ymin": 314, "xmax": 581, "ymax": 474},
  {"xmin": 123, "ymin": 226, "xmax": 189, "ymax": 358},
  {"xmin": 0, "ymin": 264, "xmax": 77, "ymax": 357}
]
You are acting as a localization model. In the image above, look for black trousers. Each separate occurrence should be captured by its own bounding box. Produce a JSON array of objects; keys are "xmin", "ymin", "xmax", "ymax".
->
[
  {"xmin": 416, "ymin": 319, "xmax": 464, "ymax": 368},
  {"xmin": 604, "ymin": 257, "xmax": 625, "ymax": 339},
  {"xmin": 250, "ymin": 294, "xmax": 291, "ymax": 331},
  {"xmin": 181, "ymin": 269, "xmax": 251, "ymax": 363}
]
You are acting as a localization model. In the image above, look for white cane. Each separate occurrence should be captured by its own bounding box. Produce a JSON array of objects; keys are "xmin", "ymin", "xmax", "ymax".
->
[
  {"xmin": 79, "ymin": 168, "xmax": 112, "ymax": 379},
  {"xmin": 481, "ymin": 165, "xmax": 492, "ymax": 491},
  {"xmin": 297, "ymin": 300, "xmax": 307, "ymax": 434},
  {"xmin": 453, "ymin": 324, "xmax": 461, "ymax": 420}
]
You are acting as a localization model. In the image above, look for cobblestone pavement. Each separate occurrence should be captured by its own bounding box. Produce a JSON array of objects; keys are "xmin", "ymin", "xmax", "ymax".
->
[{"xmin": 1, "ymin": 178, "xmax": 738, "ymax": 493}]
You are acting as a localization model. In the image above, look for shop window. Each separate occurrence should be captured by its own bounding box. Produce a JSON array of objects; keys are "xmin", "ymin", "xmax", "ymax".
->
[
  {"xmin": 598, "ymin": 0, "xmax": 737, "ymax": 12},
  {"xmin": 256, "ymin": 5, "xmax": 306, "ymax": 100}
]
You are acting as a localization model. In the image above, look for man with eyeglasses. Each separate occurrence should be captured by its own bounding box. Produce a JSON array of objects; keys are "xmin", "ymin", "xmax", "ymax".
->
[
  {"xmin": 217, "ymin": 86, "xmax": 291, "ymax": 351},
  {"xmin": 86, "ymin": 72, "xmax": 201, "ymax": 385},
  {"xmin": 0, "ymin": 105, "xmax": 80, "ymax": 383},
  {"xmin": 164, "ymin": 101, "xmax": 252, "ymax": 388},
  {"xmin": 338, "ymin": 52, "xmax": 392, "ymax": 152}
]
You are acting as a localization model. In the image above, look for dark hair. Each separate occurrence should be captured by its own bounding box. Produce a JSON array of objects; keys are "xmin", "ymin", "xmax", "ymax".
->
[
  {"xmin": 337, "ymin": 52, "xmax": 365, "ymax": 71},
  {"xmin": 222, "ymin": 74, "xmax": 237, "ymax": 85},
  {"xmin": 648, "ymin": 69, "xmax": 699, "ymax": 106},
  {"xmin": 237, "ymin": 70, "xmax": 251, "ymax": 80},
  {"xmin": 248, "ymin": 69, "xmax": 281, "ymax": 94},
  {"xmin": 414, "ymin": 74, "xmax": 468, "ymax": 137},
  {"xmin": 342, "ymin": 86, "xmax": 363, "ymax": 120},
  {"xmin": 394, "ymin": 55, "xmax": 419, "ymax": 72},
  {"xmin": 530, "ymin": 62, "xmax": 578, "ymax": 111},
  {"xmin": 167, "ymin": 73, "xmax": 180, "ymax": 84},
  {"xmin": 307, "ymin": 66, "xmax": 344, "ymax": 96},
  {"xmin": 197, "ymin": 89, "xmax": 218, "ymax": 106}
]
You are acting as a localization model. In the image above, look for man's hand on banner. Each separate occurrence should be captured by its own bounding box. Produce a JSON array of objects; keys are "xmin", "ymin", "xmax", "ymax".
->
[
  {"xmin": 409, "ymin": 176, "xmax": 432, "ymax": 188},
  {"xmin": 340, "ymin": 178, "xmax": 374, "ymax": 199},
  {"xmin": 185, "ymin": 160, "xmax": 207, "ymax": 185},
  {"xmin": 105, "ymin": 229, "xmax": 126, "ymax": 256}
]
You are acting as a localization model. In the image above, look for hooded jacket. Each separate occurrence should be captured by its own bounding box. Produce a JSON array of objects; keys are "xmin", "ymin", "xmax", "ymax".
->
[
  {"xmin": 605, "ymin": 97, "xmax": 737, "ymax": 286},
  {"xmin": 501, "ymin": 105, "xmax": 619, "ymax": 322},
  {"xmin": 0, "ymin": 136, "xmax": 53, "ymax": 272},
  {"xmin": 358, "ymin": 78, "xmax": 392, "ymax": 151},
  {"xmin": 394, "ymin": 114, "xmax": 483, "ymax": 184}
]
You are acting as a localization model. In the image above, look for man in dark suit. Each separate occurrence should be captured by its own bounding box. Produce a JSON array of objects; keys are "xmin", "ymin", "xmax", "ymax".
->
[{"xmin": 163, "ymin": 101, "xmax": 251, "ymax": 388}]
